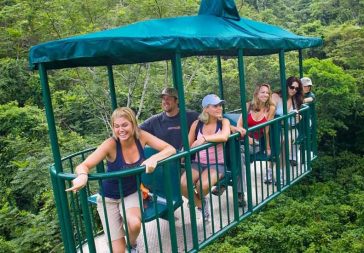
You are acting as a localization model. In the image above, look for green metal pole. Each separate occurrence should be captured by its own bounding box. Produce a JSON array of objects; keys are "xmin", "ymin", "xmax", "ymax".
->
[
  {"xmin": 272, "ymin": 121, "xmax": 282, "ymax": 191},
  {"xmin": 49, "ymin": 167, "xmax": 70, "ymax": 252},
  {"xmin": 172, "ymin": 54, "xmax": 199, "ymax": 249},
  {"xmin": 39, "ymin": 64, "xmax": 62, "ymax": 172},
  {"xmin": 304, "ymin": 109, "xmax": 312, "ymax": 169},
  {"xmin": 279, "ymin": 50, "xmax": 290, "ymax": 185},
  {"xmin": 163, "ymin": 162, "xmax": 178, "ymax": 252},
  {"xmin": 107, "ymin": 65, "xmax": 117, "ymax": 110},
  {"xmin": 311, "ymin": 102, "xmax": 318, "ymax": 156},
  {"xmin": 217, "ymin": 56, "xmax": 225, "ymax": 112},
  {"xmin": 171, "ymin": 60, "xmax": 178, "ymax": 90},
  {"xmin": 39, "ymin": 64, "xmax": 76, "ymax": 252},
  {"xmin": 298, "ymin": 49, "xmax": 303, "ymax": 78},
  {"xmin": 237, "ymin": 49, "xmax": 252, "ymax": 212},
  {"xmin": 79, "ymin": 189, "xmax": 96, "ymax": 253}
]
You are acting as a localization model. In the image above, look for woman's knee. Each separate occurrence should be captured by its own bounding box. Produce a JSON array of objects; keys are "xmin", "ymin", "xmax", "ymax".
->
[
  {"xmin": 127, "ymin": 216, "xmax": 141, "ymax": 232},
  {"xmin": 126, "ymin": 208, "xmax": 141, "ymax": 230},
  {"xmin": 180, "ymin": 174, "xmax": 188, "ymax": 189}
]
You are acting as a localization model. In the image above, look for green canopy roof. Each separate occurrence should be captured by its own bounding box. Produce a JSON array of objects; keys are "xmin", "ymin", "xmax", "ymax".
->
[{"xmin": 29, "ymin": 0, "xmax": 322, "ymax": 70}]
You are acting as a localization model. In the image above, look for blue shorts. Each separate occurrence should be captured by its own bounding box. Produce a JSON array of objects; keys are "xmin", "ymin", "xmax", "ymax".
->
[{"xmin": 191, "ymin": 161, "xmax": 225, "ymax": 176}]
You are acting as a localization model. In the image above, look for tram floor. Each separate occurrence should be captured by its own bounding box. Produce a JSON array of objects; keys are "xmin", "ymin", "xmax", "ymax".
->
[{"xmin": 81, "ymin": 152, "xmax": 310, "ymax": 252}]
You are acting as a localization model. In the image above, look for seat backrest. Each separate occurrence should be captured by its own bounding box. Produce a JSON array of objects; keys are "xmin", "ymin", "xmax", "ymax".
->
[
  {"xmin": 224, "ymin": 113, "xmax": 240, "ymax": 126},
  {"xmin": 141, "ymin": 147, "xmax": 181, "ymax": 203}
]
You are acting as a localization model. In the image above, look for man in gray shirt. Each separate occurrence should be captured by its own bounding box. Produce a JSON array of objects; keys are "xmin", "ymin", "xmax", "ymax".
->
[{"xmin": 140, "ymin": 87, "xmax": 199, "ymax": 150}]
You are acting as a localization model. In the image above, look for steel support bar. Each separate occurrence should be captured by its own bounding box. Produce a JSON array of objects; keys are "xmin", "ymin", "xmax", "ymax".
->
[{"xmin": 107, "ymin": 65, "xmax": 117, "ymax": 111}]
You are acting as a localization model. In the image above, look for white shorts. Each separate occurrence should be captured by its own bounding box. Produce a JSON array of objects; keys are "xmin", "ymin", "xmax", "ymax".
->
[{"xmin": 96, "ymin": 191, "xmax": 140, "ymax": 241}]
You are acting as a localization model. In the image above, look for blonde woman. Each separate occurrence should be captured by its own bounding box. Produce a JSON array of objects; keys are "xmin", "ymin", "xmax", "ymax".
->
[
  {"xmin": 237, "ymin": 83, "xmax": 275, "ymax": 194},
  {"xmin": 180, "ymin": 94, "xmax": 230, "ymax": 221},
  {"xmin": 238, "ymin": 83, "xmax": 276, "ymax": 153},
  {"xmin": 66, "ymin": 107, "xmax": 175, "ymax": 253}
]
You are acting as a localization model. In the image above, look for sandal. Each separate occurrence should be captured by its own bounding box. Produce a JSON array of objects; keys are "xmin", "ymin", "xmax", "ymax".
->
[
  {"xmin": 238, "ymin": 193, "xmax": 246, "ymax": 207},
  {"xmin": 211, "ymin": 185, "xmax": 226, "ymax": 196}
]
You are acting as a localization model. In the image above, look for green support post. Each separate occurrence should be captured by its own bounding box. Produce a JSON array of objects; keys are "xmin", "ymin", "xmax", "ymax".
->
[
  {"xmin": 228, "ymin": 138, "xmax": 240, "ymax": 221},
  {"xmin": 50, "ymin": 167, "xmax": 71, "ymax": 252},
  {"xmin": 164, "ymin": 162, "xmax": 178, "ymax": 252},
  {"xmin": 171, "ymin": 59, "xmax": 177, "ymax": 90},
  {"xmin": 311, "ymin": 103, "xmax": 318, "ymax": 156},
  {"xmin": 217, "ymin": 56, "xmax": 225, "ymax": 112},
  {"xmin": 304, "ymin": 109, "xmax": 312, "ymax": 169},
  {"xmin": 272, "ymin": 121, "xmax": 282, "ymax": 191},
  {"xmin": 79, "ymin": 189, "xmax": 96, "ymax": 253},
  {"xmin": 299, "ymin": 49, "xmax": 303, "ymax": 78},
  {"xmin": 39, "ymin": 64, "xmax": 75, "ymax": 252},
  {"xmin": 107, "ymin": 65, "xmax": 117, "ymax": 110},
  {"xmin": 172, "ymin": 54, "xmax": 199, "ymax": 249},
  {"xmin": 279, "ymin": 50, "xmax": 290, "ymax": 185},
  {"xmin": 237, "ymin": 49, "xmax": 252, "ymax": 212}
]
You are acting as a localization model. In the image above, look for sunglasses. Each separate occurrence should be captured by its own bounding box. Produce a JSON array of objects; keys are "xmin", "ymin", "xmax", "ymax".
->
[{"xmin": 289, "ymin": 86, "xmax": 299, "ymax": 91}]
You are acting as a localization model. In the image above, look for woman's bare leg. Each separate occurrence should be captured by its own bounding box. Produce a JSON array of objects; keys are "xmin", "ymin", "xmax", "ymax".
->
[
  {"xmin": 125, "ymin": 207, "xmax": 141, "ymax": 247},
  {"xmin": 181, "ymin": 169, "xmax": 201, "ymax": 207}
]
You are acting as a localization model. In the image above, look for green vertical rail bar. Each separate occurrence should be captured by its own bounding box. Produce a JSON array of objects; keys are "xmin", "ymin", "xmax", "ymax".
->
[
  {"xmin": 304, "ymin": 109, "xmax": 312, "ymax": 169},
  {"xmin": 272, "ymin": 122, "xmax": 282, "ymax": 191},
  {"xmin": 279, "ymin": 50, "xmax": 290, "ymax": 185},
  {"xmin": 217, "ymin": 56, "xmax": 225, "ymax": 112},
  {"xmin": 171, "ymin": 60, "xmax": 178, "ymax": 90},
  {"xmin": 39, "ymin": 64, "xmax": 75, "ymax": 252},
  {"xmin": 50, "ymin": 167, "xmax": 71, "ymax": 252},
  {"xmin": 172, "ymin": 54, "xmax": 199, "ymax": 249},
  {"xmin": 79, "ymin": 189, "xmax": 96, "ymax": 253},
  {"xmin": 229, "ymin": 138, "xmax": 239, "ymax": 221},
  {"xmin": 107, "ymin": 65, "xmax": 117, "ymax": 111},
  {"xmin": 311, "ymin": 102, "xmax": 318, "ymax": 156},
  {"xmin": 163, "ymin": 162, "xmax": 179, "ymax": 252},
  {"xmin": 298, "ymin": 49, "xmax": 303, "ymax": 78},
  {"xmin": 237, "ymin": 49, "xmax": 252, "ymax": 212}
]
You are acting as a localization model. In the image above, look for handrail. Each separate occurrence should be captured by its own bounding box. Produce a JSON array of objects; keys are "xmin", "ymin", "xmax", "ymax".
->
[
  {"xmin": 51, "ymin": 108, "xmax": 316, "ymax": 252},
  {"xmin": 61, "ymin": 147, "xmax": 96, "ymax": 161},
  {"xmin": 55, "ymin": 134, "xmax": 241, "ymax": 181},
  {"xmin": 237, "ymin": 105, "xmax": 310, "ymax": 133}
]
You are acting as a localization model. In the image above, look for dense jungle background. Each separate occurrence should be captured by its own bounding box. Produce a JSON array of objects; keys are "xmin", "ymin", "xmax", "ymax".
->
[{"xmin": 0, "ymin": 0, "xmax": 363, "ymax": 252}]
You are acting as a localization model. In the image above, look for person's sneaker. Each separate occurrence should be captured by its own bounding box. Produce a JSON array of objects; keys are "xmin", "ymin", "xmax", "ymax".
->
[
  {"xmin": 198, "ymin": 197, "xmax": 210, "ymax": 222},
  {"xmin": 238, "ymin": 193, "xmax": 246, "ymax": 207},
  {"xmin": 129, "ymin": 244, "xmax": 138, "ymax": 253},
  {"xmin": 274, "ymin": 176, "xmax": 284, "ymax": 186},
  {"xmin": 289, "ymin": 160, "xmax": 297, "ymax": 166},
  {"xmin": 264, "ymin": 168, "xmax": 273, "ymax": 184},
  {"xmin": 211, "ymin": 185, "xmax": 226, "ymax": 196}
]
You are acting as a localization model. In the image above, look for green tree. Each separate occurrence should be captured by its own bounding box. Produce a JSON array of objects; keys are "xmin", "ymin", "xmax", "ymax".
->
[
  {"xmin": 323, "ymin": 24, "xmax": 364, "ymax": 70},
  {"xmin": 303, "ymin": 58, "xmax": 359, "ymax": 153},
  {"xmin": 0, "ymin": 58, "xmax": 41, "ymax": 107}
]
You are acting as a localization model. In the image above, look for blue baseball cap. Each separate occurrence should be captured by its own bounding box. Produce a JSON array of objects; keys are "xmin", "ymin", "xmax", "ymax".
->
[{"xmin": 202, "ymin": 94, "xmax": 225, "ymax": 108}]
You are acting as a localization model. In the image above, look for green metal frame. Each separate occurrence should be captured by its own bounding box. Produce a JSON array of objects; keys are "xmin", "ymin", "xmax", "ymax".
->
[{"xmin": 38, "ymin": 46, "xmax": 318, "ymax": 252}]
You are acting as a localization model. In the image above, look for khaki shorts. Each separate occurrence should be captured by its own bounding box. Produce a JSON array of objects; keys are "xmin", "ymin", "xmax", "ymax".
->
[{"xmin": 96, "ymin": 192, "xmax": 140, "ymax": 241}]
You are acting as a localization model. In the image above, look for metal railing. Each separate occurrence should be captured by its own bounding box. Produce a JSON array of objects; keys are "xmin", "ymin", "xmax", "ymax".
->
[{"xmin": 50, "ymin": 104, "xmax": 317, "ymax": 252}]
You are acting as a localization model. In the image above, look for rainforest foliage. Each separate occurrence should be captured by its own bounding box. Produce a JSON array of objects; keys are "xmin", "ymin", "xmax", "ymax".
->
[{"xmin": 0, "ymin": 0, "xmax": 363, "ymax": 252}]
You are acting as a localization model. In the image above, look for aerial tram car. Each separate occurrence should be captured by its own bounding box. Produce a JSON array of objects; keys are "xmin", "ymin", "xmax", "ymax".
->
[{"xmin": 29, "ymin": 0, "xmax": 322, "ymax": 252}]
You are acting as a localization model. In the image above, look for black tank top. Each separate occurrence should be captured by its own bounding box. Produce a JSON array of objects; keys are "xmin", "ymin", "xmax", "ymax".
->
[{"xmin": 100, "ymin": 138, "xmax": 145, "ymax": 199}]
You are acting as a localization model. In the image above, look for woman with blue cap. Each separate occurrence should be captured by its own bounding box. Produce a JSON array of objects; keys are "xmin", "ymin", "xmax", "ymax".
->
[{"xmin": 180, "ymin": 94, "xmax": 230, "ymax": 221}]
